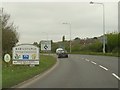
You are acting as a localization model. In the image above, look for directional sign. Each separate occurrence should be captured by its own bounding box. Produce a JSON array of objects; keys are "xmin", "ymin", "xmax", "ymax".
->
[{"xmin": 41, "ymin": 40, "xmax": 51, "ymax": 51}]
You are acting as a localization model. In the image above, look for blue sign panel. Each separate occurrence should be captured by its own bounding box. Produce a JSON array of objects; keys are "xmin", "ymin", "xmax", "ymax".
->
[{"xmin": 23, "ymin": 55, "xmax": 29, "ymax": 60}]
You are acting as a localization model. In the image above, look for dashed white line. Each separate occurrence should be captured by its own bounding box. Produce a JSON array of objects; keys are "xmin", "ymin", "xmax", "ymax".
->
[
  {"xmin": 85, "ymin": 59, "xmax": 89, "ymax": 62},
  {"xmin": 84, "ymin": 59, "xmax": 120, "ymax": 81},
  {"xmin": 91, "ymin": 61, "xmax": 97, "ymax": 65},
  {"xmin": 99, "ymin": 65, "xmax": 108, "ymax": 71},
  {"xmin": 112, "ymin": 73, "xmax": 120, "ymax": 80}
]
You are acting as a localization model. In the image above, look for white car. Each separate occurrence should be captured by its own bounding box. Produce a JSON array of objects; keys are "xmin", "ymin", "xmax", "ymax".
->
[
  {"xmin": 56, "ymin": 48, "xmax": 64, "ymax": 55},
  {"xmin": 56, "ymin": 48, "xmax": 68, "ymax": 58}
]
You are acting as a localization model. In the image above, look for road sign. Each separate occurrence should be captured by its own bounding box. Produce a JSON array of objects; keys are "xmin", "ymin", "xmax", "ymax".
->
[
  {"xmin": 44, "ymin": 44, "xmax": 48, "ymax": 50},
  {"xmin": 4, "ymin": 54, "xmax": 11, "ymax": 62},
  {"xmin": 12, "ymin": 44, "xmax": 39, "ymax": 65},
  {"xmin": 41, "ymin": 40, "xmax": 51, "ymax": 51}
]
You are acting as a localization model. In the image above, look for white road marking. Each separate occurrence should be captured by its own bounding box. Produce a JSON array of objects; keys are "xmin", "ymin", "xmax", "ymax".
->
[
  {"xmin": 85, "ymin": 59, "xmax": 89, "ymax": 62},
  {"xmin": 83, "ymin": 58, "xmax": 120, "ymax": 81},
  {"xmin": 112, "ymin": 73, "xmax": 120, "ymax": 80},
  {"xmin": 91, "ymin": 61, "xmax": 97, "ymax": 65},
  {"xmin": 99, "ymin": 65, "xmax": 108, "ymax": 71}
]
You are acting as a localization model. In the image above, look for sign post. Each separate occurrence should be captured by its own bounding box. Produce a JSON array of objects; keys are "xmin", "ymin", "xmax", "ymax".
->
[{"xmin": 12, "ymin": 44, "xmax": 39, "ymax": 65}]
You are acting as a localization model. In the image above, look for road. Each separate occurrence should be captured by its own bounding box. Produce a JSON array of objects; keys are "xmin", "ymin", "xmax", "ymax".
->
[{"xmin": 15, "ymin": 54, "xmax": 119, "ymax": 88}]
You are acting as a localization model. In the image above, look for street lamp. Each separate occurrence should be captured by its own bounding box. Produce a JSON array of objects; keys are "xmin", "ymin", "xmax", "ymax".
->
[
  {"xmin": 90, "ymin": 1, "xmax": 106, "ymax": 53},
  {"xmin": 62, "ymin": 22, "xmax": 72, "ymax": 53}
]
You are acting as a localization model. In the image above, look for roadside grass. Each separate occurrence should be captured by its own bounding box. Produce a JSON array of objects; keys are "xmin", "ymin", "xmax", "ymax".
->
[
  {"xmin": 41, "ymin": 52, "xmax": 119, "ymax": 57},
  {"xmin": 2, "ymin": 55, "xmax": 57, "ymax": 88},
  {"xmin": 70, "ymin": 52, "xmax": 119, "ymax": 57}
]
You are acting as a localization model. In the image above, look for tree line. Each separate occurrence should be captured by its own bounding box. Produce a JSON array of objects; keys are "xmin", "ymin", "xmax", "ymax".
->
[{"xmin": 33, "ymin": 33, "xmax": 119, "ymax": 55}]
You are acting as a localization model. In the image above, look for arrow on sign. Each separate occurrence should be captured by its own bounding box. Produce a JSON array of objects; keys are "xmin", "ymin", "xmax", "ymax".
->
[{"xmin": 44, "ymin": 44, "xmax": 48, "ymax": 50}]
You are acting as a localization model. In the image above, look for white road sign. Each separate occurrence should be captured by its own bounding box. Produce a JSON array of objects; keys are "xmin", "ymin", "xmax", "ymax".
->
[
  {"xmin": 4, "ymin": 54, "xmax": 11, "ymax": 62},
  {"xmin": 12, "ymin": 44, "xmax": 39, "ymax": 65},
  {"xmin": 41, "ymin": 40, "xmax": 51, "ymax": 51}
]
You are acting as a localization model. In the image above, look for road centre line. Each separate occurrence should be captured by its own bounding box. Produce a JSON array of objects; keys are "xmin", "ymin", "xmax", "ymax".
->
[
  {"xmin": 91, "ymin": 61, "xmax": 97, "ymax": 65},
  {"xmin": 99, "ymin": 65, "xmax": 108, "ymax": 71},
  {"xmin": 112, "ymin": 73, "xmax": 120, "ymax": 80},
  {"xmin": 84, "ymin": 58, "xmax": 120, "ymax": 81},
  {"xmin": 85, "ymin": 59, "xmax": 89, "ymax": 62}
]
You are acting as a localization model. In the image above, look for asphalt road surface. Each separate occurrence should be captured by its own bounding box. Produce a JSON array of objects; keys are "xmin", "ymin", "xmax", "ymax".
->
[{"xmin": 15, "ymin": 54, "xmax": 119, "ymax": 88}]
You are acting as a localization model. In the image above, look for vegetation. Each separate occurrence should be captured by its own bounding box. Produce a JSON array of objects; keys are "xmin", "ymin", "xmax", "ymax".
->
[
  {"xmin": 2, "ymin": 55, "xmax": 56, "ymax": 88},
  {"xmin": 106, "ymin": 32, "xmax": 119, "ymax": 53},
  {"xmin": 1, "ymin": 10, "xmax": 19, "ymax": 56},
  {"xmin": 73, "ymin": 32, "xmax": 119, "ymax": 56},
  {"xmin": 32, "ymin": 32, "xmax": 119, "ymax": 56},
  {"xmin": 36, "ymin": 32, "xmax": 119, "ymax": 57},
  {"xmin": 1, "ymin": 11, "xmax": 57, "ymax": 88}
]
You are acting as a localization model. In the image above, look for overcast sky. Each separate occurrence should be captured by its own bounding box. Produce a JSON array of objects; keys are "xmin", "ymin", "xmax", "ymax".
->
[{"xmin": 2, "ymin": 1, "xmax": 118, "ymax": 44}]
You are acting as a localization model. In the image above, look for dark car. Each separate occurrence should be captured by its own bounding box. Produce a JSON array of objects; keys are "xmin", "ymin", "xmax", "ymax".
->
[{"xmin": 57, "ymin": 50, "xmax": 68, "ymax": 58}]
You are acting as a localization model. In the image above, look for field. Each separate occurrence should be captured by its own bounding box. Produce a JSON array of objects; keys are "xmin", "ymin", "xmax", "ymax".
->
[{"xmin": 2, "ymin": 55, "xmax": 56, "ymax": 88}]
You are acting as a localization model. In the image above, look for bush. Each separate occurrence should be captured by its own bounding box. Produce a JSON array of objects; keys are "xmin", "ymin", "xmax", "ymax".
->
[{"xmin": 88, "ymin": 41, "xmax": 102, "ymax": 52}]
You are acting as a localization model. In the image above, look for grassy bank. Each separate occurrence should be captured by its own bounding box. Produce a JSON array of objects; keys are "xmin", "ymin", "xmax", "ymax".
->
[
  {"xmin": 71, "ymin": 52, "xmax": 119, "ymax": 57},
  {"xmin": 2, "ymin": 55, "xmax": 57, "ymax": 88}
]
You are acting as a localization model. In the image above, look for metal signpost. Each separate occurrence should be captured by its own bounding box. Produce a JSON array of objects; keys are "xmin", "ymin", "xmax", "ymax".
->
[{"xmin": 12, "ymin": 44, "xmax": 39, "ymax": 65}]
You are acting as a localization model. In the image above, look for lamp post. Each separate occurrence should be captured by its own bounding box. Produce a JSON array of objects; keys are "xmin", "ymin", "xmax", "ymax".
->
[
  {"xmin": 90, "ymin": 1, "xmax": 106, "ymax": 53},
  {"xmin": 62, "ymin": 22, "xmax": 72, "ymax": 53}
]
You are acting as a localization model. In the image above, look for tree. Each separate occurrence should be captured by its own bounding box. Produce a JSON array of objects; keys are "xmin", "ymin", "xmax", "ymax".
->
[
  {"xmin": 74, "ymin": 37, "xmax": 80, "ymax": 41},
  {"xmin": 88, "ymin": 40, "xmax": 102, "ymax": 52},
  {"xmin": 93, "ymin": 37, "xmax": 98, "ymax": 39},
  {"xmin": 1, "ymin": 10, "xmax": 19, "ymax": 54},
  {"xmin": 33, "ymin": 42, "xmax": 39, "ymax": 47},
  {"xmin": 62, "ymin": 35, "xmax": 65, "ymax": 42},
  {"xmin": 106, "ymin": 32, "xmax": 119, "ymax": 53}
]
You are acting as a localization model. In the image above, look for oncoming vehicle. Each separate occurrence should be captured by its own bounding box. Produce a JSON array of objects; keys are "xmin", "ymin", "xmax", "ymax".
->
[
  {"xmin": 56, "ymin": 48, "xmax": 68, "ymax": 58},
  {"xmin": 56, "ymin": 48, "xmax": 64, "ymax": 55}
]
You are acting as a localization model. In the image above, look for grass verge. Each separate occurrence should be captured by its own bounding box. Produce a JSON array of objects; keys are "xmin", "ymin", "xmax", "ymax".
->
[
  {"xmin": 70, "ymin": 52, "xmax": 119, "ymax": 57},
  {"xmin": 2, "ymin": 55, "xmax": 56, "ymax": 88}
]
